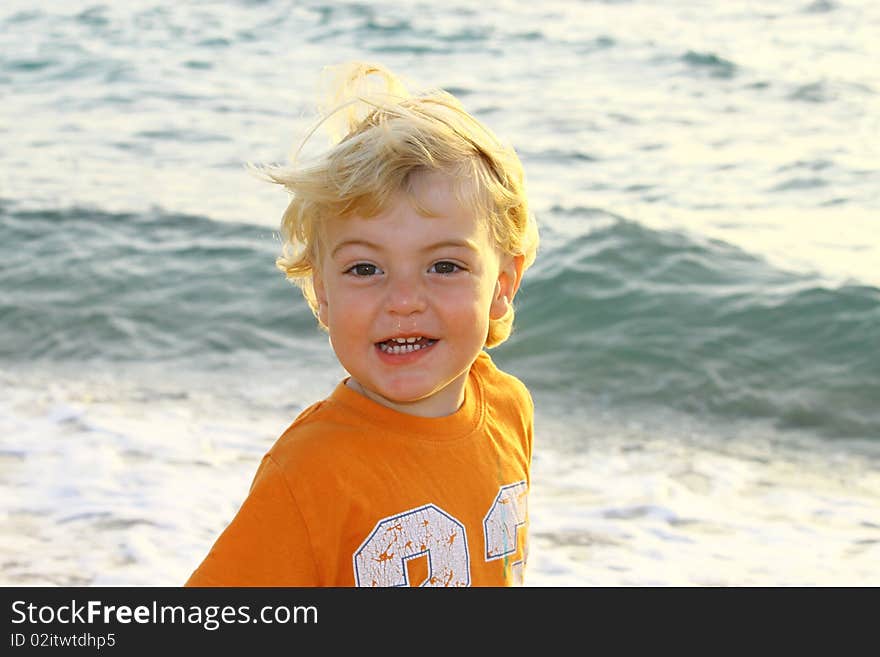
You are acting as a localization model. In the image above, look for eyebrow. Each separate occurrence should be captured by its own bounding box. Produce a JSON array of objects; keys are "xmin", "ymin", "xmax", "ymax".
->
[
  {"xmin": 330, "ymin": 239, "xmax": 380, "ymax": 258},
  {"xmin": 330, "ymin": 238, "xmax": 479, "ymax": 258}
]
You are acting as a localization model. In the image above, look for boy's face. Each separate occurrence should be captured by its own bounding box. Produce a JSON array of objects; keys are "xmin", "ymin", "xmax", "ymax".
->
[{"xmin": 313, "ymin": 172, "xmax": 523, "ymax": 418}]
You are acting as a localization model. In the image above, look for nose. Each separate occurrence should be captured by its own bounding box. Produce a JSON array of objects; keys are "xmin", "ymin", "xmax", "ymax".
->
[{"xmin": 383, "ymin": 272, "xmax": 427, "ymax": 318}]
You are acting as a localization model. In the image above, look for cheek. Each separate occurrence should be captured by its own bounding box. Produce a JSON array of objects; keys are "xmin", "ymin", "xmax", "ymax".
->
[
  {"xmin": 434, "ymin": 281, "xmax": 493, "ymax": 321},
  {"xmin": 325, "ymin": 286, "xmax": 374, "ymax": 333}
]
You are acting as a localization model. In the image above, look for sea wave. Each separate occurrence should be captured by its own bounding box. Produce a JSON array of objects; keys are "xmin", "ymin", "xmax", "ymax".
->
[
  {"xmin": 3, "ymin": 202, "xmax": 877, "ymax": 441},
  {"xmin": 506, "ymin": 216, "xmax": 880, "ymax": 440}
]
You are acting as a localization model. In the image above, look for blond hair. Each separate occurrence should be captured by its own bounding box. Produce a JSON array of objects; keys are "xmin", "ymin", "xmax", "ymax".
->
[{"xmin": 259, "ymin": 62, "xmax": 538, "ymax": 347}]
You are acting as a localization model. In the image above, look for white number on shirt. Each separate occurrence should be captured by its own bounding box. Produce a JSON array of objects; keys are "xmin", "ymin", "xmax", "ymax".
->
[
  {"xmin": 353, "ymin": 482, "xmax": 527, "ymax": 587},
  {"xmin": 483, "ymin": 481, "xmax": 529, "ymax": 586},
  {"xmin": 353, "ymin": 504, "xmax": 470, "ymax": 587}
]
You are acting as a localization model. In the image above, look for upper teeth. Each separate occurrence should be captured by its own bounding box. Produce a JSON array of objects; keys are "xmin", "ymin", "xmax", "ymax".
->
[{"xmin": 392, "ymin": 337, "xmax": 421, "ymax": 343}]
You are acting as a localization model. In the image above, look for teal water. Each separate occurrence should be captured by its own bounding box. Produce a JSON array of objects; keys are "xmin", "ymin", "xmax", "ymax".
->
[
  {"xmin": 3, "ymin": 203, "xmax": 878, "ymax": 442},
  {"xmin": 2, "ymin": 0, "xmax": 878, "ymax": 586}
]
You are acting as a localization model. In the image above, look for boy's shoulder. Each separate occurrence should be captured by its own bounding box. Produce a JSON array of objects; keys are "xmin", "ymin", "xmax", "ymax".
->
[
  {"xmin": 474, "ymin": 350, "xmax": 533, "ymax": 412},
  {"xmin": 473, "ymin": 351, "xmax": 533, "ymax": 461},
  {"xmin": 267, "ymin": 394, "xmax": 354, "ymax": 467}
]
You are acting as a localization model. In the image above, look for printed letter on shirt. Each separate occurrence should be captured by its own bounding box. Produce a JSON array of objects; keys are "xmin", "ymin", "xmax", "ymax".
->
[{"xmin": 353, "ymin": 504, "xmax": 470, "ymax": 587}]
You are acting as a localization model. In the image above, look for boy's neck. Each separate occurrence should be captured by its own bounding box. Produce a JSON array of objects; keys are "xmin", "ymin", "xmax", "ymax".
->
[{"xmin": 344, "ymin": 374, "xmax": 468, "ymax": 418}]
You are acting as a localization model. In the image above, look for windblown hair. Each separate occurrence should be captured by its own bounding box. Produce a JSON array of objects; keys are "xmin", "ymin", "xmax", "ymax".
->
[{"xmin": 258, "ymin": 62, "xmax": 538, "ymax": 347}]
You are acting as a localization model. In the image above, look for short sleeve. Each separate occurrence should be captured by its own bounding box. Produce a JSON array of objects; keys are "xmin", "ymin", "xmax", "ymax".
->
[{"xmin": 185, "ymin": 455, "xmax": 320, "ymax": 586}]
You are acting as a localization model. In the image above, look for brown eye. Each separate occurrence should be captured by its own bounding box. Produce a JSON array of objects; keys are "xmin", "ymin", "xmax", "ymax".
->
[
  {"xmin": 430, "ymin": 261, "xmax": 460, "ymax": 274},
  {"xmin": 346, "ymin": 263, "xmax": 380, "ymax": 276}
]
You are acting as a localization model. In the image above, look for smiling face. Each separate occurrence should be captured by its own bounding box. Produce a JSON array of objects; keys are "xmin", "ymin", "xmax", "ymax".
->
[{"xmin": 313, "ymin": 172, "xmax": 523, "ymax": 418}]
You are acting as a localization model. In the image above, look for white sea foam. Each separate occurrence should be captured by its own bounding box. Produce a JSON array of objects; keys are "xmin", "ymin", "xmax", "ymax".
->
[{"xmin": 525, "ymin": 407, "xmax": 880, "ymax": 586}]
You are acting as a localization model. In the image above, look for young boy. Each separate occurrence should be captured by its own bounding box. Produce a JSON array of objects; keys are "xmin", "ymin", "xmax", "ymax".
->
[{"xmin": 186, "ymin": 62, "xmax": 538, "ymax": 587}]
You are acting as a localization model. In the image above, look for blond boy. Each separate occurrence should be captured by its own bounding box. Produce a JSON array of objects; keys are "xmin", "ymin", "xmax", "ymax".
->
[{"xmin": 187, "ymin": 63, "xmax": 538, "ymax": 587}]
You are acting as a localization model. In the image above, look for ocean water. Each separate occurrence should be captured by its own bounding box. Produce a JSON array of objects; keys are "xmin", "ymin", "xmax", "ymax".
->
[{"xmin": 2, "ymin": 0, "xmax": 878, "ymax": 586}]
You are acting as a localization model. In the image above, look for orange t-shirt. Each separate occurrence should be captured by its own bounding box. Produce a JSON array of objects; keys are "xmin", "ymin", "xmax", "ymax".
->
[{"xmin": 185, "ymin": 351, "xmax": 533, "ymax": 587}]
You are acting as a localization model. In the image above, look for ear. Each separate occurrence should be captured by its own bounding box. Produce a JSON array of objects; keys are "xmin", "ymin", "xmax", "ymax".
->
[
  {"xmin": 489, "ymin": 253, "xmax": 525, "ymax": 321},
  {"xmin": 312, "ymin": 268, "xmax": 329, "ymax": 327}
]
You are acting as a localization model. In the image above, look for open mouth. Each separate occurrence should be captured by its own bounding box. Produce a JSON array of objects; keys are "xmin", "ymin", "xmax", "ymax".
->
[{"xmin": 376, "ymin": 336, "xmax": 438, "ymax": 354}]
